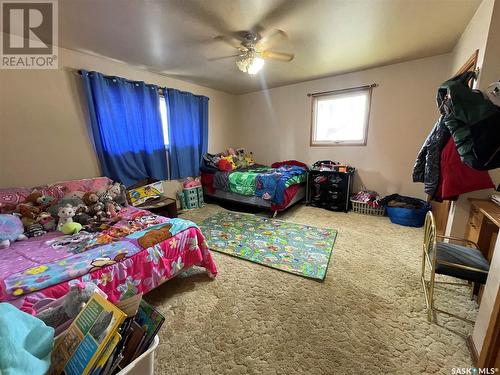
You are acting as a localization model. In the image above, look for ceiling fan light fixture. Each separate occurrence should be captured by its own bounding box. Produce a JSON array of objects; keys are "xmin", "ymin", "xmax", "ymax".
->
[
  {"xmin": 236, "ymin": 51, "xmax": 264, "ymax": 75},
  {"xmin": 247, "ymin": 57, "xmax": 264, "ymax": 75}
]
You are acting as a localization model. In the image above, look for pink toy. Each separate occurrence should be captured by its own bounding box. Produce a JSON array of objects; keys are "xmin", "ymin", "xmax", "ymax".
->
[{"xmin": 183, "ymin": 177, "xmax": 201, "ymax": 188}]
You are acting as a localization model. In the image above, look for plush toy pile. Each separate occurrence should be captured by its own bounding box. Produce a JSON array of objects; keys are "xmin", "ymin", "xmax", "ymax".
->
[
  {"xmin": 0, "ymin": 182, "xmax": 128, "ymax": 248},
  {"xmin": 202, "ymin": 148, "xmax": 255, "ymax": 172}
]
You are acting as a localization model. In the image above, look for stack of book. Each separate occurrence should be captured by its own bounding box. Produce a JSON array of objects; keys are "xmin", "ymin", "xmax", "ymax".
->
[{"xmin": 49, "ymin": 292, "xmax": 165, "ymax": 375}]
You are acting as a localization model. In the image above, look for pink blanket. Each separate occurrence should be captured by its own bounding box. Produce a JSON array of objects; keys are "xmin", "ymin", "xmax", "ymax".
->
[{"xmin": 1, "ymin": 207, "xmax": 217, "ymax": 313}]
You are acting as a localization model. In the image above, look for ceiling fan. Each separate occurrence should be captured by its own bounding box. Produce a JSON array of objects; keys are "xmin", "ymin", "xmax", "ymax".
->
[{"xmin": 210, "ymin": 30, "xmax": 294, "ymax": 75}]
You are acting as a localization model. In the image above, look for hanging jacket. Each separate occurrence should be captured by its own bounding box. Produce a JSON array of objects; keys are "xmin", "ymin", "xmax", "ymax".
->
[
  {"xmin": 439, "ymin": 72, "xmax": 500, "ymax": 170},
  {"xmin": 412, "ymin": 73, "xmax": 467, "ymax": 197},
  {"xmin": 434, "ymin": 138, "xmax": 494, "ymax": 201},
  {"xmin": 412, "ymin": 117, "xmax": 451, "ymax": 197}
]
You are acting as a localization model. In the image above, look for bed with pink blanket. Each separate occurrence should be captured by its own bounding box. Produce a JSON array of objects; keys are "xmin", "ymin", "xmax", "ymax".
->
[{"xmin": 0, "ymin": 178, "xmax": 217, "ymax": 314}]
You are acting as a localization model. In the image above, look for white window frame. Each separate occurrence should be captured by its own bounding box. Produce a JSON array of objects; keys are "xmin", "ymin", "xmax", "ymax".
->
[{"xmin": 310, "ymin": 86, "xmax": 372, "ymax": 146}]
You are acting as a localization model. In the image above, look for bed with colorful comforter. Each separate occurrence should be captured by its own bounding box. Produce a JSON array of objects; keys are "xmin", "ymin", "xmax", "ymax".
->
[
  {"xmin": 201, "ymin": 157, "xmax": 308, "ymax": 212},
  {"xmin": 0, "ymin": 178, "xmax": 217, "ymax": 314}
]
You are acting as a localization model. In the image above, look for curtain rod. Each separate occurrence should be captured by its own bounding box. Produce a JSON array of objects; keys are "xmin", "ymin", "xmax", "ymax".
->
[
  {"xmin": 74, "ymin": 70, "xmax": 209, "ymax": 99},
  {"xmin": 307, "ymin": 83, "xmax": 378, "ymax": 97}
]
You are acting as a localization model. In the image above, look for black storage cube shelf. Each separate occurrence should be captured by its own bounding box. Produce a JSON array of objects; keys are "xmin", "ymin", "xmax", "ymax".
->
[{"xmin": 305, "ymin": 170, "xmax": 354, "ymax": 212}]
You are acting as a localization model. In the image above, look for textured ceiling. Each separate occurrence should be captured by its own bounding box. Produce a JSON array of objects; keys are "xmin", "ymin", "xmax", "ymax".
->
[{"xmin": 52, "ymin": 0, "xmax": 480, "ymax": 94}]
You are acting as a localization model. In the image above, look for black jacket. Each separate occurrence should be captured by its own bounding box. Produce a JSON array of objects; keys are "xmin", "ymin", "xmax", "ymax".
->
[{"xmin": 412, "ymin": 115, "xmax": 450, "ymax": 197}]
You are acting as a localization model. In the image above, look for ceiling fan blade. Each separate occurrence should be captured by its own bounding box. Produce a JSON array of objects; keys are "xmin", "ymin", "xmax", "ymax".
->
[
  {"xmin": 261, "ymin": 50, "xmax": 294, "ymax": 62},
  {"xmin": 173, "ymin": 1, "xmax": 232, "ymax": 37},
  {"xmin": 213, "ymin": 35, "xmax": 244, "ymax": 50},
  {"xmin": 207, "ymin": 54, "xmax": 241, "ymax": 61},
  {"xmin": 256, "ymin": 29, "xmax": 287, "ymax": 50},
  {"xmin": 251, "ymin": 0, "xmax": 303, "ymax": 32}
]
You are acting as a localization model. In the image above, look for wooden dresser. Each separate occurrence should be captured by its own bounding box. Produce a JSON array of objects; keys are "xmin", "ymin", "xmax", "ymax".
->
[
  {"xmin": 466, "ymin": 199, "xmax": 500, "ymax": 368},
  {"xmin": 466, "ymin": 199, "xmax": 500, "ymax": 261}
]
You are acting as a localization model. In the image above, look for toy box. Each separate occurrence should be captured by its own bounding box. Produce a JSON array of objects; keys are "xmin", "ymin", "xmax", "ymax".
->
[{"xmin": 127, "ymin": 181, "xmax": 164, "ymax": 206}]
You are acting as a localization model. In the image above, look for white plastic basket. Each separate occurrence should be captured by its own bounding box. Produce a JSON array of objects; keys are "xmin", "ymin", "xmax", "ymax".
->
[
  {"xmin": 118, "ymin": 335, "xmax": 159, "ymax": 375},
  {"xmin": 350, "ymin": 199, "xmax": 385, "ymax": 216}
]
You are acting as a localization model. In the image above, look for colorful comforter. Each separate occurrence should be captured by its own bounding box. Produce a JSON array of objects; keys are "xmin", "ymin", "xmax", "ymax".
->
[
  {"xmin": 214, "ymin": 165, "xmax": 306, "ymax": 204},
  {"xmin": 0, "ymin": 206, "xmax": 217, "ymax": 312}
]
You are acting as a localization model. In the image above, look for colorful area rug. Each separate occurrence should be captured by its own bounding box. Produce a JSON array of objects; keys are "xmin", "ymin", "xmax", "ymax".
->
[{"xmin": 199, "ymin": 211, "xmax": 337, "ymax": 280}]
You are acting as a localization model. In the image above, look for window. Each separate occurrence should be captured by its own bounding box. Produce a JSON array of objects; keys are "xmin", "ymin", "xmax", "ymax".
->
[
  {"xmin": 159, "ymin": 95, "xmax": 169, "ymax": 147},
  {"xmin": 310, "ymin": 87, "xmax": 372, "ymax": 146}
]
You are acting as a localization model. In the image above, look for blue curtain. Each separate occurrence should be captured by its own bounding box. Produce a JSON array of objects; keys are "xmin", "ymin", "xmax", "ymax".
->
[
  {"xmin": 81, "ymin": 70, "xmax": 168, "ymax": 186},
  {"xmin": 166, "ymin": 88, "xmax": 209, "ymax": 179}
]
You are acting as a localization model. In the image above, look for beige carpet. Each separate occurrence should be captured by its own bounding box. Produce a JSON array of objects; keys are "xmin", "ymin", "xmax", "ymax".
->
[{"xmin": 145, "ymin": 203, "xmax": 476, "ymax": 374}]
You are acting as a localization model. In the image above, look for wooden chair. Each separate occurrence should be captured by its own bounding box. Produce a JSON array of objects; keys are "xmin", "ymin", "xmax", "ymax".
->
[{"xmin": 421, "ymin": 211, "xmax": 489, "ymax": 323}]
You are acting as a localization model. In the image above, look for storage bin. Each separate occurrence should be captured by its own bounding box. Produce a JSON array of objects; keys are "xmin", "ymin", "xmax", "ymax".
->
[
  {"xmin": 350, "ymin": 199, "xmax": 385, "ymax": 216},
  {"xmin": 196, "ymin": 186, "xmax": 204, "ymax": 207},
  {"xmin": 177, "ymin": 191, "xmax": 187, "ymax": 210},
  {"xmin": 117, "ymin": 335, "xmax": 159, "ymax": 375},
  {"xmin": 385, "ymin": 201, "xmax": 431, "ymax": 227},
  {"xmin": 183, "ymin": 187, "xmax": 199, "ymax": 209}
]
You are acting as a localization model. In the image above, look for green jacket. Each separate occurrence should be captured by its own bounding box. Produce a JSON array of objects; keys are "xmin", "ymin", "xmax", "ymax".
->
[{"xmin": 439, "ymin": 72, "xmax": 500, "ymax": 170}]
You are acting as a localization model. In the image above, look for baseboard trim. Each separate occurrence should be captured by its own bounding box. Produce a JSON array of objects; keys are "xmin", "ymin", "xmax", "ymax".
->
[{"xmin": 466, "ymin": 335, "xmax": 479, "ymax": 366}]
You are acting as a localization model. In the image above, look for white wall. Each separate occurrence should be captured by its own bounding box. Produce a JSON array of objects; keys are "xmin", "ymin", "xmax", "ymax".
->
[
  {"xmin": 0, "ymin": 44, "xmax": 238, "ymax": 189},
  {"xmin": 473, "ymin": 236, "xmax": 500, "ymax": 355},
  {"xmin": 445, "ymin": 0, "xmax": 499, "ymax": 239},
  {"xmin": 470, "ymin": 0, "xmax": 500, "ymax": 356},
  {"xmin": 478, "ymin": 0, "xmax": 500, "ymax": 89},
  {"xmin": 450, "ymin": 0, "xmax": 495, "ymax": 75},
  {"xmin": 233, "ymin": 54, "xmax": 452, "ymax": 198}
]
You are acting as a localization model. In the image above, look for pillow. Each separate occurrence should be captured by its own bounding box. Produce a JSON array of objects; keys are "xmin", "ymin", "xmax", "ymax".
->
[
  {"xmin": 32, "ymin": 186, "xmax": 67, "ymax": 200},
  {"xmin": 0, "ymin": 188, "xmax": 31, "ymax": 213},
  {"xmin": 50, "ymin": 177, "xmax": 113, "ymax": 195}
]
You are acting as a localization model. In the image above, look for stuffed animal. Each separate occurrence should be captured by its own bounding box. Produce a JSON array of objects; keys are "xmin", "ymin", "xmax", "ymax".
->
[
  {"xmin": 0, "ymin": 214, "xmax": 27, "ymax": 249},
  {"xmin": 63, "ymin": 190, "xmax": 85, "ymax": 199},
  {"xmin": 25, "ymin": 191, "xmax": 55, "ymax": 210},
  {"xmin": 57, "ymin": 204, "xmax": 76, "ymax": 231},
  {"xmin": 111, "ymin": 183, "xmax": 127, "ymax": 207},
  {"xmin": 223, "ymin": 155, "xmax": 237, "ymax": 169},
  {"xmin": 99, "ymin": 191, "xmax": 121, "ymax": 218},
  {"xmin": 90, "ymin": 202, "xmax": 107, "ymax": 221},
  {"xmin": 218, "ymin": 158, "xmax": 234, "ymax": 171},
  {"xmin": 244, "ymin": 152, "xmax": 255, "ymax": 166},
  {"xmin": 82, "ymin": 191, "xmax": 99, "ymax": 206},
  {"xmin": 48, "ymin": 197, "xmax": 84, "ymax": 218},
  {"xmin": 18, "ymin": 203, "xmax": 41, "ymax": 228},
  {"xmin": 75, "ymin": 202, "xmax": 90, "ymax": 214},
  {"xmin": 85, "ymin": 202, "xmax": 103, "ymax": 220},
  {"xmin": 106, "ymin": 183, "xmax": 121, "ymax": 200},
  {"xmin": 24, "ymin": 191, "xmax": 43, "ymax": 205},
  {"xmin": 61, "ymin": 222, "xmax": 82, "ymax": 235},
  {"xmin": 74, "ymin": 212, "xmax": 92, "ymax": 225},
  {"xmin": 82, "ymin": 192, "xmax": 108, "ymax": 221},
  {"xmin": 25, "ymin": 223, "xmax": 46, "ymax": 238},
  {"xmin": 104, "ymin": 183, "xmax": 125, "ymax": 210},
  {"xmin": 36, "ymin": 282, "xmax": 104, "ymax": 329},
  {"xmin": 37, "ymin": 212, "xmax": 56, "ymax": 232}
]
